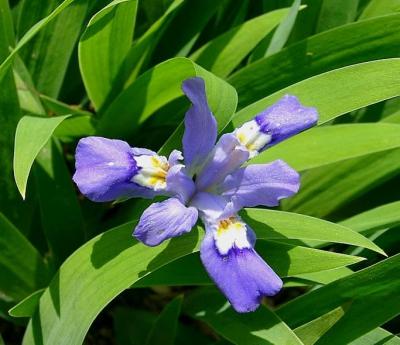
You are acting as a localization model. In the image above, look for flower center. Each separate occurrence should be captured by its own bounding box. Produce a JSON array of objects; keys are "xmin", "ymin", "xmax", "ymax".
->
[
  {"xmin": 214, "ymin": 216, "xmax": 251, "ymax": 255},
  {"xmin": 132, "ymin": 155, "xmax": 169, "ymax": 191},
  {"xmin": 234, "ymin": 120, "xmax": 271, "ymax": 158}
]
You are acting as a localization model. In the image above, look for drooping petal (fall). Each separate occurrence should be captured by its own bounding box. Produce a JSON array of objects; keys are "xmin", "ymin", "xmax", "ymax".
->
[
  {"xmin": 200, "ymin": 222, "xmax": 282, "ymax": 313},
  {"xmin": 182, "ymin": 77, "xmax": 217, "ymax": 175},
  {"xmin": 73, "ymin": 137, "xmax": 155, "ymax": 202},
  {"xmin": 219, "ymin": 160, "xmax": 300, "ymax": 210},
  {"xmin": 133, "ymin": 198, "xmax": 198, "ymax": 246},
  {"xmin": 233, "ymin": 95, "xmax": 318, "ymax": 157}
]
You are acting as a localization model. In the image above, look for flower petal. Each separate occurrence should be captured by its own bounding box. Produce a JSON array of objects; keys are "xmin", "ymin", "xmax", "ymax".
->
[
  {"xmin": 195, "ymin": 133, "xmax": 249, "ymax": 191},
  {"xmin": 255, "ymin": 94, "xmax": 318, "ymax": 148},
  {"xmin": 219, "ymin": 160, "xmax": 300, "ymax": 209},
  {"xmin": 182, "ymin": 77, "xmax": 217, "ymax": 174},
  {"xmin": 133, "ymin": 198, "xmax": 198, "ymax": 246},
  {"xmin": 200, "ymin": 230, "xmax": 282, "ymax": 313},
  {"xmin": 73, "ymin": 137, "xmax": 154, "ymax": 202}
]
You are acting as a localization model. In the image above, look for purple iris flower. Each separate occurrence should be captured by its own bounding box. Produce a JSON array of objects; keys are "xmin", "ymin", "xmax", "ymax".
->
[{"xmin": 73, "ymin": 77, "xmax": 318, "ymax": 313}]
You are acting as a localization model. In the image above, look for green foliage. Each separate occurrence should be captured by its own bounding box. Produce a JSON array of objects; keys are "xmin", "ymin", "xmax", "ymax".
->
[{"xmin": 0, "ymin": 0, "xmax": 399, "ymax": 344}]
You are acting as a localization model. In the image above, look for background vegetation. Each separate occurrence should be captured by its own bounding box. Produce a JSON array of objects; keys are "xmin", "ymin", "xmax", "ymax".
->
[{"xmin": 0, "ymin": 0, "xmax": 399, "ymax": 344}]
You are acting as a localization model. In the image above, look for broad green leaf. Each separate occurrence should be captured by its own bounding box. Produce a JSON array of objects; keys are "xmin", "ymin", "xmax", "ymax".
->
[
  {"xmin": 79, "ymin": 0, "xmax": 138, "ymax": 110},
  {"xmin": 0, "ymin": 0, "xmax": 15, "ymax": 44},
  {"xmin": 293, "ymin": 267, "xmax": 353, "ymax": 285},
  {"xmin": 20, "ymin": 0, "xmax": 90, "ymax": 97},
  {"xmin": 265, "ymin": 0, "xmax": 301, "ymax": 56},
  {"xmin": 13, "ymin": 56, "xmax": 43, "ymax": 115},
  {"xmin": 282, "ymin": 148, "xmax": 400, "ymax": 218},
  {"xmin": 8, "ymin": 289, "xmax": 44, "ymax": 318},
  {"xmin": 230, "ymin": 16, "xmax": 400, "ymax": 109},
  {"xmin": 0, "ymin": 6, "xmax": 35, "ymax": 233},
  {"xmin": 250, "ymin": 124, "xmax": 400, "ymax": 171},
  {"xmin": 0, "ymin": 0, "xmax": 75, "ymax": 81},
  {"xmin": 0, "ymin": 213, "xmax": 49, "ymax": 302},
  {"xmin": 294, "ymin": 306, "xmax": 345, "ymax": 345},
  {"xmin": 35, "ymin": 140, "xmax": 86, "ymax": 266},
  {"xmin": 340, "ymin": 201, "xmax": 400, "ymax": 234},
  {"xmin": 22, "ymin": 223, "xmax": 202, "ymax": 345},
  {"xmin": 184, "ymin": 287, "xmax": 304, "ymax": 345},
  {"xmin": 316, "ymin": 0, "xmax": 359, "ymax": 32},
  {"xmin": 233, "ymin": 59, "xmax": 400, "ymax": 127},
  {"xmin": 22, "ymin": 222, "xmax": 362, "ymax": 345},
  {"xmin": 190, "ymin": 8, "xmax": 289, "ymax": 77},
  {"xmin": 242, "ymin": 209, "xmax": 384, "ymax": 254},
  {"xmin": 281, "ymin": 105, "xmax": 400, "ymax": 218},
  {"xmin": 98, "ymin": 57, "xmax": 237, "ymax": 139},
  {"xmin": 349, "ymin": 328, "xmax": 400, "ymax": 345},
  {"xmin": 277, "ymin": 254, "xmax": 400, "ymax": 344},
  {"xmin": 146, "ymin": 296, "xmax": 183, "ymax": 345},
  {"xmin": 136, "ymin": 240, "xmax": 364, "ymax": 287},
  {"xmin": 13, "ymin": 115, "xmax": 70, "ymax": 198},
  {"xmin": 151, "ymin": 0, "xmax": 221, "ymax": 62},
  {"xmin": 359, "ymin": 0, "xmax": 400, "ymax": 19},
  {"xmin": 123, "ymin": 0, "xmax": 183, "ymax": 83}
]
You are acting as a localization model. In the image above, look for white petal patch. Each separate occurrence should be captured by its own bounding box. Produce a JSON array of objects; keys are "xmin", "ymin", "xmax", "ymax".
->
[
  {"xmin": 132, "ymin": 155, "xmax": 169, "ymax": 191},
  {"xmin": 234, "ymin": 120, "xmax": 271, "ymax": 158},
  {"xmin": 213, "ymin": 217, "xmax": 252, "ymax": 255}
]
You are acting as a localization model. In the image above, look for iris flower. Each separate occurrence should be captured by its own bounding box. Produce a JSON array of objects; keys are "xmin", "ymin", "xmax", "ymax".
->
[{"xmin": 73, "ymin": 77, "xmax": 318, "ymax": 312}]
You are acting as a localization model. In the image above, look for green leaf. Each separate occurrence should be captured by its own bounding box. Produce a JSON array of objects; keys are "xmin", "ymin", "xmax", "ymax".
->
[
  {"xmin": 34, "ymin": 139, "xmax": 86, "ymax": 266},
  {"xmin": 348, "ymin": 328, "xmax": 400, "ymax": 345},
  {"xmin": 277, "ymin": 254, "xmax": 400, "ymax": 344},
  {"xmin": 146, "ymin": 296, "xmax": 183, "ymax": 345},
  {"xmin": 316, "ymin": 0, "xmax": 359, "ymax": 32},
  {"xmin": 123, "ymin": 0, "xmax": 183, "ymax": 83},
  {"xmin": 184, "ymin": 287, "xmax": 304, "ymax": 345},
  {"xmin": 0, "ymin": 213, "xmax": 49, "ymax": 302},
  {"xmin": 242, "ymin": 209, "xmax": 385, "ymax": 254},
  {"xmin": 79, "ymin": 0, "xmax": 138, "ymax": 110},
  {"xmin": 98, "ymin": 57, "xmax": 237, "ymax": 139},
  {"xmin": 21, "ymin": 221, "xmax": 362, "ymax": 345},
  {"xmin": 190, "ymin": 8, "xmax": 289, "ymax": 77},
  {"xmin": 230, "ymin": 16, "xmax": 400, "ymax": 109},
  {"xmin": 340, "ymin": 201, "xmax": 400, "ymax": 234},
  {"xmin": 8, "ymin": 289, "xmax": 44, "ymax": 318},
  {"xmin": 359, "ymin": 0, "xmax": 400, "ymax": 20},
  {"xmin": 0, "ymin": 0, "xmax": 75, "ymax": 81},
  {"xmin": 19, "ymin": 0, "xmax": 90, "ymax": 97},
  {"xmin": 265, "ymin": 0, "xmax": 301, "ymax": 56},
  {"xmin": 233, "ymin": 58, "xmax": 400, "ymax": 127},
  {"xmin": 22, "ymin": 223, "xmax": 202, "ymax": 345},
  {"xmin": 136, "ymin": 240, "xmax": 364, "ymax": 288},
  {"xmin": 282, "ymin": 148, "xmax": 400, "ymax": 218},
  {"xmin": 294, "ymin": 306, "xmax": 345, "ymax": 345},
  {"xmin": 13, "ymin": 115, "xmax": 70, "ymax": 199},
  {"xmin": 250, "ymin": 123, "xmax": 400, "ymax": 171}
]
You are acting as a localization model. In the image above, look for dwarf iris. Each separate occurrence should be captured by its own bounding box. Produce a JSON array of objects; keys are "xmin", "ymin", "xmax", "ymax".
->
[{"xmin": 73, "ymin": 77, "xmax": 318, "ymax": 312}]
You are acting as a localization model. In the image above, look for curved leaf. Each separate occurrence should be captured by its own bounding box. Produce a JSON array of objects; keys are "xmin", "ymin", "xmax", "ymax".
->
[
  {"xmin": 230, "ymin": 14, "xmax": 400, "ymax": 109},
  {"xmin": 79, "ymin": 0, "xmax": 138, "ymax": 109},
  {"xmin": 190, "ymin": 8, "xmax": 289, "ymax": 77},
  {"xmin": 250, "ymin": 123, "xmax": 400, "ymax": 171},
  {"xmin": 98, "ymin": 57, "xmax": 237, "ymax": 139},
  {"xmin": 233, "ymin": 58, "xmax": 400, "ymax": 127},
  {"xmin": 242, "ymin": 209, "xmax": 384, "ymax": 254},
  {"xmin": 13, "ymin": 115, "xmax": 70, "ymax": 198}
]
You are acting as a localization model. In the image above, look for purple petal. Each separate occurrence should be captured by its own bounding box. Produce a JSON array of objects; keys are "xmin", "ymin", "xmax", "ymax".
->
[
  {"xmin": 73, "ymin": 137, "xmax": 154, "ymax": 202},
  {"xmin": 219, "ymin": 160, "xmax": 300, "ymax": 210},
  {"xmin": 255, "ymin": 94, "xmax": 318, "ymax": 149},
  {"xmin": 182, "ymin": 77, "xmax": 217, "ymax": 174},
  {"xmin": 133, "ymin": 198, "xmax": 198, "ymax": 246},
  {"xmin": 195, "ymin": 133, "xmax": 249, "ymax": 191},
  {"xmin": 200, "ymin": 230, "xmax": 282, "ymax": 313},
  {"xmin": 166, "ymin": 164, "xmax": 196, "ymax": 204}
]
